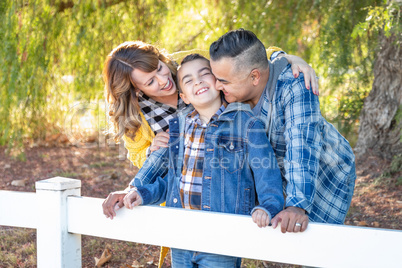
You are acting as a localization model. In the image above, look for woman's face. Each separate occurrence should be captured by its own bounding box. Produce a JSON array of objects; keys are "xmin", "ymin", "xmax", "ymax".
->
[{"xmin": 131, "ymin": 60, "xmax": 177, "ymax": 103}]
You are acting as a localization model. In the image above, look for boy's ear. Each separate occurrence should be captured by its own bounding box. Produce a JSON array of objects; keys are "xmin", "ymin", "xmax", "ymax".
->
[
  {"xmin": 180, "ymin": 93, "xmax": 190, "ymax": 105},
  {"xmin": 250, "ymin": 69, "xmax": 261, "ymax": 86}
]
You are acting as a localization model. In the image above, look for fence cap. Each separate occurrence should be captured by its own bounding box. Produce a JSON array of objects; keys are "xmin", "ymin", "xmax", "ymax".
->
[{"xmin": 35, "ymin": 177, "xmax": 81, "ymax": 191}]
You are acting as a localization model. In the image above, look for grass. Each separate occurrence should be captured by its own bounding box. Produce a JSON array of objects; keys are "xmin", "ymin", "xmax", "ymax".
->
[
  {"xmin": 52, "ymin": 171, "xmax": 80, "ymax": 178},
  {"xmin": 382, "ymin": 154, "xmax": 402, "ymax": 178},
  {"xmin": 0, "ymin": 227, "xmax": 36, "ymax": 268},
  {"xmin": 396, "ymin": 177, "xmax": 402, "ymax": 187},
  {"xmin": 89, "ymin": 162, "xmax": 116, "ymax": 168},
  {"xmin": 376, "ymin": 154, "xmax": 402, "ymax": 186}
]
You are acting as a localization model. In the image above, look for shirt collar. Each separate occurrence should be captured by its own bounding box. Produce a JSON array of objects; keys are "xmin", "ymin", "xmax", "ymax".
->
[
  {"xmin": 186, "ymin": 102, "xmax": 226, "ymax": 126},
  {"xmin": 138, "ymin": 91, "xmax": 186, "ymax": 111}
]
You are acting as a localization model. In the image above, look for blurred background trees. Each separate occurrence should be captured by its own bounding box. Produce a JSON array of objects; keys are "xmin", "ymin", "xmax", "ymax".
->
[{"xmin": 0, "ymin": 0, "xmax": 400, "ymax": 159}]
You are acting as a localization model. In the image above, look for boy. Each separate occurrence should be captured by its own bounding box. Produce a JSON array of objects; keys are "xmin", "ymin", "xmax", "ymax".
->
[{"xmin": 123, "ymin": 54, "xmax": 284, "ymax": 267}]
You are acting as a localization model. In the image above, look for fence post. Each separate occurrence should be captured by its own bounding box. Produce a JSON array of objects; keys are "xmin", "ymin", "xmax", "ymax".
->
[{"xmin": 35, "ymin": 177, "xmax": 82, "ymax": 268}]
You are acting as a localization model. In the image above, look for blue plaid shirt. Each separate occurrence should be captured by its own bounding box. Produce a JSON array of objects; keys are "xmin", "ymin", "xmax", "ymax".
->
[{"xmin": 253, "ymin": 61, "xmax": 356, "ymax": 224}]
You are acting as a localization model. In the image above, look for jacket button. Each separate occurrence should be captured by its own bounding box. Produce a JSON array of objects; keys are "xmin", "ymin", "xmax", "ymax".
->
[
  {"xmin": 229, "ymin": 143, "xmax": 234, "ymax": 150},
  {"xmin": 173, "ymin": 198, "xmax": 178, "ymax": 203}
]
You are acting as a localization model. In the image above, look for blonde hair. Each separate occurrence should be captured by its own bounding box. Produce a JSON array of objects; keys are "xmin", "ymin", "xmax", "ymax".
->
[{"xmin": 103, "ymin": 41, "xmax": 177, "ymax": 141}]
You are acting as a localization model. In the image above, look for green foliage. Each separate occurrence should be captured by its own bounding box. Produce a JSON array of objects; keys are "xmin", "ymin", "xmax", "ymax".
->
[
  {"xmin": 381, "ymin": 154, "xmax": 402, "ymax": 186},
  {"xmin": 0, "ymin": 0, "xmax": 399, "ymax": 150},
  {"xmin": 396, "ymin": 105, "xmax": 402, "ymax": 143},
  {"xmin": 352, "ymin": 0, "xmax": 402, "ymax": 39},
  {"xmin": 389, "ymin": 154, "xmax": 402, "ymax": 174}
]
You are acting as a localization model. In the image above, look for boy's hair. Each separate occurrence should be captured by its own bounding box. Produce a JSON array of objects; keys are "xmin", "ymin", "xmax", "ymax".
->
[
  {"xmin": 177, "ymin": 53, "xmax": 210, "ymax": 93},
  {"xmin": 180, "ymin": 53, "xmax": 209, "ymax": 65},
  {"xmin": 209, "ymin": 28, "xmax": 268, "ymax": 74}
]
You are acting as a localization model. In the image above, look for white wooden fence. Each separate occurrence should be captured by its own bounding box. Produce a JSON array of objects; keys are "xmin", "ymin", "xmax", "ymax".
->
[{"xmin": 0, "ymin": 177, "xmax": 401, "ymax": 268}]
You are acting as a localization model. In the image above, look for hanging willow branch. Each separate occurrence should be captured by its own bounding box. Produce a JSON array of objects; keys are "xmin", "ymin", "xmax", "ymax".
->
[{"xmin": 55, "ymin": 0, "xmax": 130, "ymax": 13}]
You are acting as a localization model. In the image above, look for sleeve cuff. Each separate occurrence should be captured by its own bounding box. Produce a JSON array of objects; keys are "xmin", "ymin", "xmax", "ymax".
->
[
  {"xmin": 285, "ymin": 196, "xmax": 312, "ymax": 214},
  {"xmin": 270, "ymin": 51, "xmax": 286, "ymax": 61},
  {"xmin": 251, "ymin": 206, "xmax": 272, "ymax": 223},
  {"xmin": 136, "ymin": 186, "xmax": 151, "ymax": 205}
]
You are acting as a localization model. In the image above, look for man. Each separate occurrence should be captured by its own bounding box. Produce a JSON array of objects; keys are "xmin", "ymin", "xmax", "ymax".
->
[{"xmin": 209, "ymin": 29, "xmax": 356, "ymax": 233}]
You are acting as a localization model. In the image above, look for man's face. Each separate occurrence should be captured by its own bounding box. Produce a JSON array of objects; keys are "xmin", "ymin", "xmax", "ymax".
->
[{"xmin": 210, "ymin": 57, "xmax": 254, "ymax": 104}]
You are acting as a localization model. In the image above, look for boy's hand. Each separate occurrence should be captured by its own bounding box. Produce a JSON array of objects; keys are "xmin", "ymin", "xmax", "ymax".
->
[
  {"xmin": 252, "ymin": 209, "xmax": 270, "ymax": 228},
  {"xmin": 123, "ymin": 189, "xmax": 143, "ymax": 209},
  {"xmin": 102, "ymin": 190, "xmax": 128, "ymax": 219}
]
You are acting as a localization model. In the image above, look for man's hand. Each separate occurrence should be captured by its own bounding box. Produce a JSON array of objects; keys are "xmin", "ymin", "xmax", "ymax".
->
[
  {"xmin": 123, "ymin": 190, "xmax": 143, "ymax": 209},
  {"xmin": 252, "ymin": 209, "xmax": 270, "ymax": 228},
  {"xmin": 271, "ymin": 206, "xmax": 309, "ymax": 233},
  {"xmin": 150, "ymin": 131, "xmax": 169, "ymax": 153},
  {"xmin": 279, "ymin": 54, "xmax": 319, "ymax": 96},
  {"xmin": 102, "ymin": 191, "xmax": 128, "ymax": 219}
]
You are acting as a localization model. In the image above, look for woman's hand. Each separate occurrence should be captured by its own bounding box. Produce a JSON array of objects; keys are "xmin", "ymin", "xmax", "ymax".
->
[
  {"xmin": 252, "ymin": 209, "xmax": 271, "ymax": 228},
  {"xmin": 280, "ymin": 54, "xmax": 319, "ymax": 95},
  {"xmin": 149, "ymin": 131, "xmax": 170, "ymax": 153},
  {"xmin": 123, "ymin": 189, "xmax": 143, "ymax": 209},
  {"xmin": 102, "ymin": 190, "xmax": 128, "ymax": 219}
]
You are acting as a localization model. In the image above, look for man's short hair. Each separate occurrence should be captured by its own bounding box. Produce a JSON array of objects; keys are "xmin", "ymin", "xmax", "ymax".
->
[{"xmin": 209, "ymin": 29, "xmax": 268, "ymax": 73}]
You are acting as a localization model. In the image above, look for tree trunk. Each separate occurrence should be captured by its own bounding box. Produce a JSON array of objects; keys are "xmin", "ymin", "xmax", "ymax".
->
[{"xmin": 355, "ymin": 33, "xmax": 402, "ymax": 159}]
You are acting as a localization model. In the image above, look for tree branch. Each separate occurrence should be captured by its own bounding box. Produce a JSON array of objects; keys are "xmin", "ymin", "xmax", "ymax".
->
[{"xmin": 56, "ymin": 0, "xmax": 130, "ymax": 13}]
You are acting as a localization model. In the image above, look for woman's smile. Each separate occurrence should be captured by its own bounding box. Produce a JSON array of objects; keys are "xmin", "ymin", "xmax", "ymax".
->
[{"xmin": 161, "ymin": 77, "xmax": 174, "ymax": 91}]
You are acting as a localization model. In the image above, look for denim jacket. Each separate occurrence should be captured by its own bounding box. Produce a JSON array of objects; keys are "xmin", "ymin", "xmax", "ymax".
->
[{"xmin": 131, "ymin": 103, "xmax": 284, "ymax": 220}]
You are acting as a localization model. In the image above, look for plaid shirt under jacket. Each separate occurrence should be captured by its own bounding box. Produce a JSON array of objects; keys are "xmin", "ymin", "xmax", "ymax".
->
[
  {"xmin": 180, "ymin": 105, "xmax": 225, "ymax": 210},
  {"xmin": 255, "ymin": 62, "xmax": 356, "ymax": 224}
]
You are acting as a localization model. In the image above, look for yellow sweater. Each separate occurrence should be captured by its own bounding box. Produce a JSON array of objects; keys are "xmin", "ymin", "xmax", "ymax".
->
[{"xmin": 122, "ymin": 112, "xmax": 155, "ymax": 169}]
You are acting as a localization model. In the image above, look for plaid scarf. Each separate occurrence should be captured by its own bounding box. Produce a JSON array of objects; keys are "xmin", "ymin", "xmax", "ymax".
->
[{"xmin": 138, "ymin": 91, "xmax": 187, "ymax": 135}]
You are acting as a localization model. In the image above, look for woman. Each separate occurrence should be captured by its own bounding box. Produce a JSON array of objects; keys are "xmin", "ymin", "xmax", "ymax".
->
[{"xmin": 101, "ymin": 40, "xmax": 318, "ymax": 267}]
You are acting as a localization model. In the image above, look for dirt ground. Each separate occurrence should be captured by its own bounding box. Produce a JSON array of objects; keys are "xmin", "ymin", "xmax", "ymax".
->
[{"xmin": 0, "ymin": 144, "xmax": 401, "ymax": 267}]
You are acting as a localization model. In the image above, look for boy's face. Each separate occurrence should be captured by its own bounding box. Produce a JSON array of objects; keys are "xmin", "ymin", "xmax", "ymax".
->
[{"xmin": 178, "ymin": 59, "xmax": 220, "ymax": 108}]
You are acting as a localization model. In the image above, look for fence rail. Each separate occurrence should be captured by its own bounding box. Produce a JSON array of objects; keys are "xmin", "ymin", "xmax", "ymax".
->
[{"xmin": 1, "ymin": 177, "xmax": 402, "ymax": 268}]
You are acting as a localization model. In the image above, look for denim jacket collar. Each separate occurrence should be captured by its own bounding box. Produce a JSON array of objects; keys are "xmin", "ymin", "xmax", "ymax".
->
[
  {"xmin": 177, "ymin": 102, "xmax": 253, "ymax": 123},
  {"xmin": 218, "ymin": 102, "xmax": 253, "ymax": 121}
]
